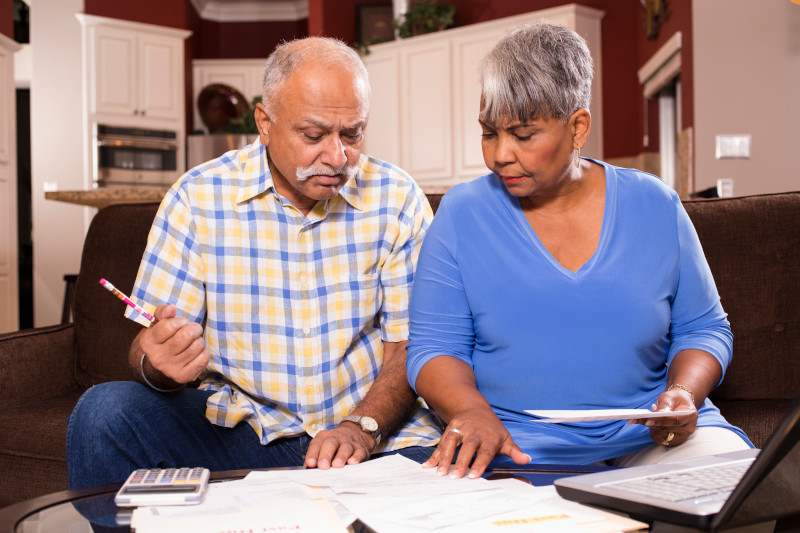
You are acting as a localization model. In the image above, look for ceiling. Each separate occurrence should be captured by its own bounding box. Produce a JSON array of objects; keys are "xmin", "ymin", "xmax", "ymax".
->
[{"xmin": 189, "ymin": 0, "xmax": 309, "ymax": 22}]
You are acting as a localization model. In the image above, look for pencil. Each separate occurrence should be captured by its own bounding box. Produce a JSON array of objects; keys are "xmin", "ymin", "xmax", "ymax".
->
[{"xmin": 99, "ymin": 278, "xmax": 155, "ymax": 323}]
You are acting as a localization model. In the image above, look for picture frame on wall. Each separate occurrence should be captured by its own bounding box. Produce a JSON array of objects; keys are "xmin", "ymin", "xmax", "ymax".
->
[{"xmin": 356, "ymin": 3, "xmax": 395, "ymax": 45}]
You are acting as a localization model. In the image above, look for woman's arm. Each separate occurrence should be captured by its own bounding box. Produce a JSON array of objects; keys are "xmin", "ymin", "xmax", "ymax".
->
[
  {"xmin": 415, "ymin": 355, "xmax": 529, "ymax": 479},
  {"xmin": 639, "ymin": 348, "xmax": 723, "ymax": 447}
]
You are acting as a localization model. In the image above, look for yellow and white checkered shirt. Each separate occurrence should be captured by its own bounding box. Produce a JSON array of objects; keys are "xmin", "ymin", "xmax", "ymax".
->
[{"xmin": 127, "ymin": 139, "xmax": 442, "ymax": 451}]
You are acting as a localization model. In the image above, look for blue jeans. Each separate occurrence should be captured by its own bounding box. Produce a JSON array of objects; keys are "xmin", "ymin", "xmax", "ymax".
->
[{"xmin": 66, "ymin": 381, "xmax": 434, "ymax": 489}]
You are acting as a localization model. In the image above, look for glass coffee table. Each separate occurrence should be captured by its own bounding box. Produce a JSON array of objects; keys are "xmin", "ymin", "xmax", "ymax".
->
[{"xmin": 0, "ymin": 465, "xmax": 612, "ymax": 533}]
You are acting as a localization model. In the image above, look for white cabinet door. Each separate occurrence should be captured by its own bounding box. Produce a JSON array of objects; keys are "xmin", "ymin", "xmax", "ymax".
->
[
  {"xmin": 400, "ymin": 39, "xmax": 452, "ymax": 183},
  {"xmin": 0, "ymin": 35, "xmax": 20, "ymax": 333},
  {"xmin": 86, "ymin": 17, "xmax": 186, "ymax": 123},
  {"xmin": 138, "ymin": 32, "xmax": 183, "ymax": 121},
  {"xmin": 91, "ymin": 25, "xmax": 138, "ymax": 117}
]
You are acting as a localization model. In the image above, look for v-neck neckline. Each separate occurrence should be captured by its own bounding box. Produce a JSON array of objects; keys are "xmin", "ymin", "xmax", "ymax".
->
[{"xmin": 505, "ymin": 159, "xmax": 617, "ymax": 281}]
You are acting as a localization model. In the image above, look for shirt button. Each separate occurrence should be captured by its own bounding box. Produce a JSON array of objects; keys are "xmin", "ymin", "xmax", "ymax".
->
[
  {"xmin": 300, "ymin": 273, "xmax": 307, "ymax": 283},
  {"xmin": 305, "ymin": 377, "xmax": 314, "ymax": 386},
  {"xmin": 303, "ymin": 327, "xmax": 311, "ymax": 335}
]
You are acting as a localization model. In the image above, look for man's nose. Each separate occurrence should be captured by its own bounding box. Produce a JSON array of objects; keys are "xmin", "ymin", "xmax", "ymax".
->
[{"xmin": 321, "ymin": 135, "xmax": 348, "ymax": 169}]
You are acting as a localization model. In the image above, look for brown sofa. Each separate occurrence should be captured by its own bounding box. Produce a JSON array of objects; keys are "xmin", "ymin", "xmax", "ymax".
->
[{"xmin": 1, "ymin": 191, "xmax": 798, "ymax": 508}]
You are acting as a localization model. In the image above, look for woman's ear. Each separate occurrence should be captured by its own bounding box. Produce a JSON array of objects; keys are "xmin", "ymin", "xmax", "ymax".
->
[
  {"xmin": 570, "ymin": 108, "xmax": 591, "ymax": 149},
  {"xmin": 254, "ymin": 102, "xmax": 271, "ymax": 147}
]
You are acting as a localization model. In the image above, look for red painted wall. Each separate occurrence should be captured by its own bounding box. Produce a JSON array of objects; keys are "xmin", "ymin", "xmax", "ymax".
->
[
  {"xmin": 1, "ymin": 0, "xmax": 13, "ymax": 39},
  {"xmin": 84, "ymin": 0, "xmax": 190, "ymax": 30}
]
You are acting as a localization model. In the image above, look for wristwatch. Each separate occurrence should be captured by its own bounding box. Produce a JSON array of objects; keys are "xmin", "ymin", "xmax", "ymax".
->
[{"xmin": 340, "ymin": 415, "xmax": 382, "ymax": 447}]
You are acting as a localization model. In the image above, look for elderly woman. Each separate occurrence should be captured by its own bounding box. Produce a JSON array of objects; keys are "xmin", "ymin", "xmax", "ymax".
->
[{"xmin": 406, "ymin": 21, "xmax": 753, "ymax": 480}]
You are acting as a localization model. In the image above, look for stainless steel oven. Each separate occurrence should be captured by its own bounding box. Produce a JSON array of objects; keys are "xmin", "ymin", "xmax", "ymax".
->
[{"xmin": 94, "ymin": 124, "xmax": 180, "ymax": 187}]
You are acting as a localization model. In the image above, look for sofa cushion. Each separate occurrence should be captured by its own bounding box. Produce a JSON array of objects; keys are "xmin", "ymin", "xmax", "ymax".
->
[
  {"xmin": 0, "ymin": 390, "xmax": 84, "ymax": 507},
  {"xmin": 684, "ymin": 192, "xmax": 800, "ymax": 402},
  {"xmin": 73, "ymin": 203, "xmax": 160, "ymax": 388}
]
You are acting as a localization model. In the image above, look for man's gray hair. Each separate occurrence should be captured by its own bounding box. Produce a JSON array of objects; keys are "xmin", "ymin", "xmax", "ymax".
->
[
  {"xmin": 261, "ymin": 37, "xmax": 370, "ymax": 115},
  {"xmin": 479, "ymin": 21, "xmax": 593, "ymax": 124}
]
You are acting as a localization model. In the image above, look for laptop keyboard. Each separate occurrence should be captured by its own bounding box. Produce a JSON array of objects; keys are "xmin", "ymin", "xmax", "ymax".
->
[{"xmin": 603, "ymin": 462, "xmax": 751, "ymax": 502}]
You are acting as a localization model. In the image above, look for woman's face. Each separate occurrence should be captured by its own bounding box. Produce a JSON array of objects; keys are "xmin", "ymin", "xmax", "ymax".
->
[{"xmin": 479, "ymin": 111, "xmax": 583, "ymax": 199}]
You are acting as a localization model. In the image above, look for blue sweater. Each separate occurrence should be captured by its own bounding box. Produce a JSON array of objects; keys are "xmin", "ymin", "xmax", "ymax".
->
[{"xmin": 407, "ymin": 160, "xmax": 751, "ymax": 465}]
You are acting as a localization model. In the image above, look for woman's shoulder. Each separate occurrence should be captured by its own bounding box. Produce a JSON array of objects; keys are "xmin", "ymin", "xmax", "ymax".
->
[
  {"xmin": 441, "ymin": 173, "xmax": 504, "ymax": 208},
  {"xmin": 594, "ymin": 159, "xmax": 680, "ymax": 208}
]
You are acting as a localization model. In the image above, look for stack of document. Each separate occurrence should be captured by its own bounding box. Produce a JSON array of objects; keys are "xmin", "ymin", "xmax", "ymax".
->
[{"xmin": 131, "ymin": 454, "xmax": 647, "ymax": 532}]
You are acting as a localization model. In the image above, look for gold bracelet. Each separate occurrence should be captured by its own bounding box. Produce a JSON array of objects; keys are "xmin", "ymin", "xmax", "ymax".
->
[{"xmin": 667, "ymin": 383, "xmax": 696, "ymax": 405}]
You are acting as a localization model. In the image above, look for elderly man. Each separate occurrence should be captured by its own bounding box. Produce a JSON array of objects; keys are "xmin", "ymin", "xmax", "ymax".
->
[{"xmin": 67, "ymin": 37, "xmax": 441, "ymax": 489}]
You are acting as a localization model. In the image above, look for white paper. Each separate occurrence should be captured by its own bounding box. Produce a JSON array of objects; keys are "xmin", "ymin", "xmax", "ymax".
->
[
  {"xmin": 275, "ymin": 454, "xmax": 500, "ymax": 496},
  {"xmin": 338, "ymin": 477, "xmax": 648, "ymax": 533},
  {"xmin": 526, "ymin": 408, "xmax": 695, "ymax": 423},
  {"xmin": 130, "ymin": 472, "xmax": 349, "ymax": 533}
]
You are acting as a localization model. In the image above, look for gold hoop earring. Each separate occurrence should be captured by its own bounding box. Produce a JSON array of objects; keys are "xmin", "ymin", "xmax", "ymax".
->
[{"xmin": 575, "ymin": 148, "xmax": 581, "ymax": 169}]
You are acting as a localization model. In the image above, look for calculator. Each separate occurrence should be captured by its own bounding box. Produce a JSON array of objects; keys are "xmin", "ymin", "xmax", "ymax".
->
[{"xmin": 114, "ymin": 467, "xmax": 210, "ymax": 507}]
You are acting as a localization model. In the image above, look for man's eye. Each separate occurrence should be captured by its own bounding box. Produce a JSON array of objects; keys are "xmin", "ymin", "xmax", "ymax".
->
[
  {"xmin": 304, "ymin": 133, "xmax": 323, "ymax": 141},
  {"xmin": 344, "ymin": 132, "xmax": 363, "ymax": 141}
]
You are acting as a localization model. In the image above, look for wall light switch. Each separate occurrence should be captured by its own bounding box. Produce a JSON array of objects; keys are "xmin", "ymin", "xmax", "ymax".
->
[{"xmin": 715, "ymin": 135, "xmax": 751, "ymax": 159}]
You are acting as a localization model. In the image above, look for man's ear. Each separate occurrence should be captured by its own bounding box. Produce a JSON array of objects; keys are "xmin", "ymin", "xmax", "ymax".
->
[
  {"xmin": 570, "ymin": 108, "xmax": 591, "ymax": 150},
  {"xmin": 254, "ymin": 102, "xmax": 271, "ymax": 147}
]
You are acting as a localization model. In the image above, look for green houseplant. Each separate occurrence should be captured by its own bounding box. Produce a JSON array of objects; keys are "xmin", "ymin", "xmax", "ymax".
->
[{"xmin": 394, "ymin": 0, "xmax": 456, "ymax": 39}]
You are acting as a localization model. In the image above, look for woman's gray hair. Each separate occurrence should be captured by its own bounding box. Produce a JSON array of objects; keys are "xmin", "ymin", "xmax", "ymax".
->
[
  {"xmin": 261, "ymin": 37, "xmax": 370, "ymax": 115},
  {"xmin": 479, "ymin": 21, "xmax": 593, "ymax": 124}
]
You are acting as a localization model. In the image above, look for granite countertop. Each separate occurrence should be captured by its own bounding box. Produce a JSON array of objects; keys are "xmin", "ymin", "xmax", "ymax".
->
[
  {"xmin": 45, "ymin": 188, "xmax": 169, "ymax": 209},
  {"xmin": 45, "ymin": 185, "xmax": 452, "ymax": 210}
]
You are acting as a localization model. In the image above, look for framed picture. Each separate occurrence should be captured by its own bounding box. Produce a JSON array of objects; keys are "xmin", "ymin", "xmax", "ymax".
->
[{"xmin": 356, "ymin": 3, "xmax": 395, "ymax": 45}]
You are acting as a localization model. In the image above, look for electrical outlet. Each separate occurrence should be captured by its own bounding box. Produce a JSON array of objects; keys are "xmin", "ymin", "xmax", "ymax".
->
[{"xmin": 717, "ymin": 179, "xmax": 734, "ymax": 198}]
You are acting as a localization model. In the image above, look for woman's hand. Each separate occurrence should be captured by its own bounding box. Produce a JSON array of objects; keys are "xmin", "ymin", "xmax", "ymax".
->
[
  {"xmin": 634, "ymin": 386, "xmax": 698, "ymax": 447},
  {"xmin": 423, "ymin": 405, "xmax": 530, "ymax": 479}
]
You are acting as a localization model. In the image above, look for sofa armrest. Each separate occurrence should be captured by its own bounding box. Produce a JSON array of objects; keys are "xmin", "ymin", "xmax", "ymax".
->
[{"xmin": 0, "ymin": 324, "xmax": 79, "ymax": 409}]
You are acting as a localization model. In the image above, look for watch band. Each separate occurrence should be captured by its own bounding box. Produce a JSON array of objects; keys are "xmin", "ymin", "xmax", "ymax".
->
[{"xmin": 341, "ymin": 415, "xmax": 382, "ymax": 447}]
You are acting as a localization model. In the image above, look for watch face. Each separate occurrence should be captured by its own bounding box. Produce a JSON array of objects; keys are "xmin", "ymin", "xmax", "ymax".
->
[{"xmin": 360, "ymin": 417, "xmax": 379, "ymax": 433}]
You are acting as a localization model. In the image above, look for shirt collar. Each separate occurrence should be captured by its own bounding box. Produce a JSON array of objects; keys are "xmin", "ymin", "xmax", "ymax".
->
[{"xmin": 235, "ymin": 138, "xmax": 364, "ymax": 212}]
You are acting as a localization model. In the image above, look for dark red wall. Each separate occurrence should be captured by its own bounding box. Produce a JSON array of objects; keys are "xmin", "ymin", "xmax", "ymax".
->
[
  {"xmin": 1, "ymin": 0, "xmax": 13, "ymax": 39},
  {"xmin": 84, "ymin": 0, "xmax": 190, "ymax": 30}
]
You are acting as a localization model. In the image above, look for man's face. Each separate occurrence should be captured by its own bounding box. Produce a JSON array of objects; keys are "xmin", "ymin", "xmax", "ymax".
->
[{"xmin": 255, "ymin": 62, "xmax": 369, "ymax": 214}]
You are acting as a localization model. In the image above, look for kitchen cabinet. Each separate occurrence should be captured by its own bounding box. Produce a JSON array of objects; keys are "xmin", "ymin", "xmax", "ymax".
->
[
  {"xmin": 362, "ymin": 4, "xmax": 604, "ymax": 187},
  {"xmin": 78, "ymin": 15, "xmax": 190, "ymax": 123},
  {"xmin": 0, "ymin": 33, "xmax": 21, "ymax": 333},
  {"xmin": 76, "ymin": 14, "xmax": 191, "ymax": 185}
]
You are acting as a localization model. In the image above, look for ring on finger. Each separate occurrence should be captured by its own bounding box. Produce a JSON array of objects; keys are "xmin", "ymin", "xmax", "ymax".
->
[
  {"xmin": 448, "ymin": 428, "xmax": 463, "ymax": 438},
  {"xmin": 661, "ymin": 431, "xmax": 675, "ymax": 446}
]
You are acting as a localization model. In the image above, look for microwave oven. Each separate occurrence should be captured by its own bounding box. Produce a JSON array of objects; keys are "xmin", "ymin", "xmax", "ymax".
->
[{"xmin": 94, "ymin": 124, "xmax": 180, "ymax": 187}]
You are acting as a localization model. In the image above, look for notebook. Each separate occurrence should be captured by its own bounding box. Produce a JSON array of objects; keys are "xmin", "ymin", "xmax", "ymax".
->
[{"xmin": 554, "ymin": 394, "xmax": 800, "ymax": 532}]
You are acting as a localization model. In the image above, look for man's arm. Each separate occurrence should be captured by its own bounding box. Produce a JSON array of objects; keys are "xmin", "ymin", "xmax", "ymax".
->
[
  {"xmin": 303, "ymin": 339, "xmax": 418, "ymax": 469},
  {"xmin": 128, "ymin": 304, "xmax": 210, "ymax": 391}
]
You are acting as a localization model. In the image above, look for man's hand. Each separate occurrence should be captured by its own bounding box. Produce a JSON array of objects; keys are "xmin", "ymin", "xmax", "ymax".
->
[
  {"xmin": 304, "ymin": 423, "xmax": 376, "ymax": 469},
  {"xmin": 133, "ymin": 304, "xmax": 209, "ymax": 386}
]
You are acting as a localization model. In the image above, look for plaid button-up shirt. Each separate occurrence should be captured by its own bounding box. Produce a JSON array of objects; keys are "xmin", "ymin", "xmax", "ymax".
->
[{"xmin": 127, "ymin": 140, "xmax": 442, "ymax": 451}]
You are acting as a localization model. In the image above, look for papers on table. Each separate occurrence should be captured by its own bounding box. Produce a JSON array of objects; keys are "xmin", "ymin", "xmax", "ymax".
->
[
  {"xmin": 526, "ymin": 408, "xmax": 695, "ymax": 423},
  {"xmin": 131, "ymin": 455, "xmax": 647, "ymax": 533}
]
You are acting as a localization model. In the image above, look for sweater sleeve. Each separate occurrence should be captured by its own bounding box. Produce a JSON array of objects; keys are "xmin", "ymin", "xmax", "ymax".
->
[
  {"xmin": 406, "ymin": 196, "xmax": 476, "ymax": 391},
  {"xmin": 667, "ymin": 195, "xmax": 733, "ymax": 383}
]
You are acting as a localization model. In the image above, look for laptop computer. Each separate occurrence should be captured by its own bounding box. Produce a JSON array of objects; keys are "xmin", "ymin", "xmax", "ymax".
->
[{"xmin": 554, "ymin": 394, "xmax": 800, "ymax": 532}]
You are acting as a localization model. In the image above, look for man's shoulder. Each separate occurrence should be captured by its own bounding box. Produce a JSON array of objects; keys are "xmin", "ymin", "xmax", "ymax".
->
[
  {"xmin": 169, "ymin": 141, "xmax": 263, "ymax": 204},
  {"xmin": 354, "ymin": 154, "xmax": 427, "ymax": 208}
]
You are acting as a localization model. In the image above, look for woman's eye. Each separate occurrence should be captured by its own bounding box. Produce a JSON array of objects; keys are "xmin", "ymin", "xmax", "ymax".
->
[
  {"xmin": 481, "ymin": 132, "xmax": 497, "ymax": 139},
  {"xmin": 514, "ymin": 134, "xmax": 533, "ymax": 141}
]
